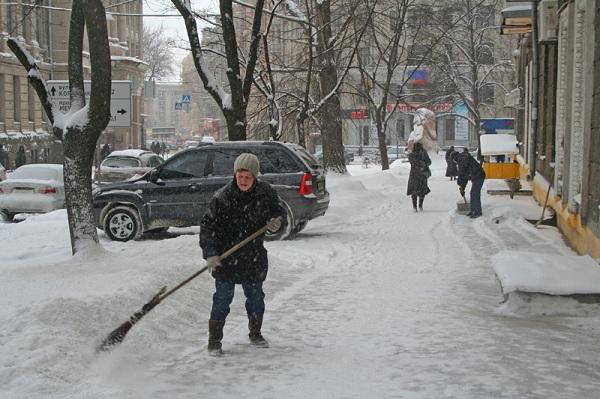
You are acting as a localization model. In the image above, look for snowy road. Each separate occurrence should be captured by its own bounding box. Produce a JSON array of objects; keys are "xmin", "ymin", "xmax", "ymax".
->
[{"xmin": 2, "ymin": 155, "xmax": 600, "ymax": 398}]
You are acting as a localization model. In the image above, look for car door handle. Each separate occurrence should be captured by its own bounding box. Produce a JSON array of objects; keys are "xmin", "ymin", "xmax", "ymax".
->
[{"xmin": 188, "ymin": 184, "xmax": 201, "ymax": 191}]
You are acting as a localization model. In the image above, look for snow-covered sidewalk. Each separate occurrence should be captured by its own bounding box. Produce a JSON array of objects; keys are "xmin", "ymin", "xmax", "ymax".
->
[{"xmin": 2, "ymin": 153, "xmax": 600, "ymax": 398}]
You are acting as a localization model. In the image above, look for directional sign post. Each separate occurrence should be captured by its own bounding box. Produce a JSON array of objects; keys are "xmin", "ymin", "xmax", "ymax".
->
[{"xmin": 47, "ymin": 80, "xmax": 132, "ymax": 128}]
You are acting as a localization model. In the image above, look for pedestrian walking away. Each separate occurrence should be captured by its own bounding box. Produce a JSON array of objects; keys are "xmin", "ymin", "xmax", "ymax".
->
[
  {"xmin": 406, "ymin": 142, "xmax": 431, "ymax": 212},
  {"xmin": 14, "ymin": 146, "xmax": 26, "ymax": 169},
  {"xmin": 200, "ymin": 153, "xmax": 285, "ymax": 355},
  {"xmin": 456, "ymin": 151, "xmax": 486, "ymax": 219},
  {"xmin": 445, "ymin": 146, "xmax": 458, "ymax": 180},
  {"xmin": 100, "ymin": 143, "xmax": 111, "ymax": 161}
]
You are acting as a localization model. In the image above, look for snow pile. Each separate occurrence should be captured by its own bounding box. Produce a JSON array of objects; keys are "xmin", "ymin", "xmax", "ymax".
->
[
  {"xmin": 492, "ymin": 250, "xmax": 600, "ymax": 296},
  {"xmin": 480, "ymin": 134, "xmax": 519, "ymax": 155}
]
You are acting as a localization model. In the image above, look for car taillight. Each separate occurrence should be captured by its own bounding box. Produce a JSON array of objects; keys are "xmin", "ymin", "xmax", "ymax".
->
[
  {"xmin": 299, "ymin": 172, "xmax": 313, "ymax": 196},
  {"xmin": 37, "ymin": 187, "xmax": 57, "ymax": 194},
  {"xmin": 0, "ymin": 187, "xmax": 6, "ymax": 194}
]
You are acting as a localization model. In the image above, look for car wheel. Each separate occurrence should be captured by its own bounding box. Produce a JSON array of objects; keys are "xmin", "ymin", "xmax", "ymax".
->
[
  {"xmin": 0, "ymin": 209, "xmax": 14, "ymax": 222},
  {"xmin": 265, "ymin": 200, "xmax": 294, "ymax": 241},
  {"xmin": 103, "ymin": 206, "xmax": 142, "ymax": 242}
]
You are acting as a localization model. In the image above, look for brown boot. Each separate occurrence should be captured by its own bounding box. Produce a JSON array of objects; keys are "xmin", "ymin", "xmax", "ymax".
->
[
  {"xmin": 208, "ymin": 319, "xmax": 225, "ymax": 355},
  {"xmin": 248, "ymin": 313, "xmax": 269, "ymax": 347}
]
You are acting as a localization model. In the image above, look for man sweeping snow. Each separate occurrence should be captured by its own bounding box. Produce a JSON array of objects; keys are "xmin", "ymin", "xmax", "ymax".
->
[{"xmin": 200, "ymin": 153, "xmax": 284, "ymax": 355}]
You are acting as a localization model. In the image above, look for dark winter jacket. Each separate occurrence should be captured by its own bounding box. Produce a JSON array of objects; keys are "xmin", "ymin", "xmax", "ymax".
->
[
  {"xmin": 15, "ymin": 148, "xmax": 26, "ymax": 169},
  {"xmin": 200, "ymin": 179, "xmax": 284, "ymax": 284},
  {"xmin": 406, "ymin": 148, "xmax": 431, "ymax": 197},
  {"xmin": 445, "ymin": 148, "xmax": 458, "ymax": 177},
  {"xmin": 456, "ymin": 152, "xmax": 486, "ymax": 190}
]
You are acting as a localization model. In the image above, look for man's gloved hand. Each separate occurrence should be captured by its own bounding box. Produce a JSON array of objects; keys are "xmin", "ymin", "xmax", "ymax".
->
[
  {"xmin": 206, "ymin": 256, "xmax": 221, "ymax": 273},
  {"xmin": 459, "ymin": 186, "xmax": 465, "ymax": 197},
  {"xmin": 266, "ymin": 217, "xmax": 282, "ymax": 232}
]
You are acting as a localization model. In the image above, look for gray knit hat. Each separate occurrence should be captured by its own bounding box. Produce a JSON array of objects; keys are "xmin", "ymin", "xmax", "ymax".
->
[{"xmin": 233, "ymin": 153, "xmax": 260, "ymax": 177}]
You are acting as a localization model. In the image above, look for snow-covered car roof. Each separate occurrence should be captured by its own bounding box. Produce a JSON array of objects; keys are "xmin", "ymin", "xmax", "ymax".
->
[{"xmin": 108, "ymin": 149, "xmax": 154, "ymax": 158}]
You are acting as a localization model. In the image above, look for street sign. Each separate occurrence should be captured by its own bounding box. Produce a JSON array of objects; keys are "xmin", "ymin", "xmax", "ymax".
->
[
  {"xmin": 181, "ymin": 94, "xmax": 191, "ymax": 104},
  {"xmin": 175, "ymin": 102, "xmax": 183, "ymax": 110},
  {"xmin": 47, "ymin": 80, "xmax": 132, "ymax": 127}
]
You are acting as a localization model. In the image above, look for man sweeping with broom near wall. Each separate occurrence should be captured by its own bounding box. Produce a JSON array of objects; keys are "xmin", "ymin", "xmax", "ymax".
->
[{"xmin": 200, "ymin": 153, "xmax": 284, "ymax": 355}]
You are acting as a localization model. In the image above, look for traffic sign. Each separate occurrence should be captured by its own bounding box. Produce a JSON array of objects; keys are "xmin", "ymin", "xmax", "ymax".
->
[
  {"xmin": 175, "ymin": 102, "xmax": 183, "ymax": 110},
  {"xmin": 181, "ymin": 94, "xmax": 191, "ymax": 104},
  {"xmin": 47, "ymin": 80, "xmax": 132, "ymax": 128}
]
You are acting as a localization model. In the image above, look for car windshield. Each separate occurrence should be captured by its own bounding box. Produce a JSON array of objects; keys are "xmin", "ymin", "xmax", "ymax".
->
[
  {"xmin": 102, "ymin": 157, "xmax": 141, "ymax": 168},
  {"xmin": 10, "ymin": 166, "xmax": 62, "ymax": 181}
]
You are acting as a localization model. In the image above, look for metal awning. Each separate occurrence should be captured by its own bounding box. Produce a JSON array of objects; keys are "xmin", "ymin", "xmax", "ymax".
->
[{"xmin": 500, "ymin": 5, "xmax": 532, "ymax": 35}]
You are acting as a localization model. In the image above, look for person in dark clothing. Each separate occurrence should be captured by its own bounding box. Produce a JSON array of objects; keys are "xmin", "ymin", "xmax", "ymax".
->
[
  {"xmin": 200, "ymin": 153, "xmax": 285, "ymax": 355},
  {"xmin": 406, "ymin": 142, "xmax": 431, "ymax": 212},
  {"xmin": 0, "ymin": 144, "xmax": 8, "ymax": 170},
  {"xmin": 100, "ymin": 143, "xmax": 111, "ymax": 161},
  {"xmin": 15, "ymin": 146, "xmax": 26, "ymax": 169},
  {"xmin": 445, "ymin": 146, "xmax": 458, "ymax": 180},
  {"xmin": 456, "ymin": 151, "xmax": 486, "ymax": 219}
]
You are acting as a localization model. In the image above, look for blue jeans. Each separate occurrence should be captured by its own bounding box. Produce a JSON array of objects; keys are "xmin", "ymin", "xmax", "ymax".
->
[
  {"xmin": 210, "ymin": 279, "xmax": 265, "ymax": 321},
  {"xmin": 470, "ymin": 178, "xmax": 484, "ymax": 215}
]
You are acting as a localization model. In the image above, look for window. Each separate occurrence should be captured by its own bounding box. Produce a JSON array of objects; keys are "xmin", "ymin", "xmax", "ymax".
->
[
  {"xmin": 13, "ymin": 76, "xmax": 21, "ymax": 122},
  {"xmin": 407, "ymin": 45, "xmax": 428, "ymax": 65},
  {"xmin": 358, "ymin": 47, "xmax": 371, "ymax": 66},
  {"xmin": 477, "ymin": 43, "xmax": 494, "ymax": 65},
  {"xmin": 479, "ymin": 85, "xmax": 495, "ymax": 104},
  {"xmin": 389, "ymin": 10, "xmax": 398, "ymax": 31},
  {"xmin": 0, "ymin": 74, "xmax": 5, "ymax": 124},
  {"xmin": 159, "ymin": 151, "xmax": 208, "ymax": 179},
  {"xmin": 260, "ymin": 149, "xmax": 300, "ymax": 173},
  {"xmin": 211, "ymin": 149, "xmax": 245, "ymax": 176},
  {"xmin": 102, "ymin": 157, "xmax": 141, "ymax": 168},
  {"xmin": 28, "ymin": 83, "xmax": 35, "ymax": 122},
  {"xmin": 444, "ymin": 118, "xmax": 455, "ymax": 140}
]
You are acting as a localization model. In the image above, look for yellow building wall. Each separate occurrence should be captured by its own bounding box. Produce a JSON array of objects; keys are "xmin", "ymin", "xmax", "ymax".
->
[{"xmin": 530, "ymin": 177, "xmax": 600, "ymax": 258}]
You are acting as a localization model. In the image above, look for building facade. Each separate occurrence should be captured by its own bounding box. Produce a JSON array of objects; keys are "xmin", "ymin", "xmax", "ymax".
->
[
  {"xmin": 504, "ymin": 0, "xmax": 600, "ymax": 257},
  {"xmin": 0, "ymin": 0, "xmax": 146, "ymax": 170}
]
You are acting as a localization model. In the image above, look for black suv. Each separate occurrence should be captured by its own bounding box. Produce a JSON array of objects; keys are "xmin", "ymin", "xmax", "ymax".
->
[{"xmin": 92, "ymin": 141, "xmax": 330, "ymax": 242}]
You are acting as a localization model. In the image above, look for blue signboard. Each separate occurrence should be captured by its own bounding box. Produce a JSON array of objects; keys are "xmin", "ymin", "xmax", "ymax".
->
[
  {"xmin": 481, "ymin": 118, "xmax": 515, "ymax": 134},
  {"xmin": 181, "ymin": 94, "xmax": 192, "ymax": 104},
  {"xmin": 175, "ymin": 102, "xmax": 183, "ymax": 110}
]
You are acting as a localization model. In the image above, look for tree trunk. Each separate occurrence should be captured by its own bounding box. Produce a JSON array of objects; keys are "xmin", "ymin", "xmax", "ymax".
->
[
  {"xmin": 63, "ymin": 134, "xmax": 99, "ymax": 252},
  {"xmin": 315, "ymin": 0, "xmax": 346, "ymax": 173},
  {"xmin": 8, "ymin": 0, "xmax": 111, "ymax": 254}
]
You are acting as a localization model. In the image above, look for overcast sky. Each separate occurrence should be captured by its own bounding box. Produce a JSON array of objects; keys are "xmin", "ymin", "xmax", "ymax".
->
[{"xmin": 143, "ymin": 0, "xmax": 218, "ymax": 81}]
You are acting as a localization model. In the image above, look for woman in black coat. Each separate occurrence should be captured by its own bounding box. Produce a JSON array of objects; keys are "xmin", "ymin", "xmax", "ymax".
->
[
  {"xmin": 406, "ymin": 142, "xmax": 431, "ymax": 211},
  {"xmin": 445, "ymin": 146, "xmax": 458, "ymax": 180}
]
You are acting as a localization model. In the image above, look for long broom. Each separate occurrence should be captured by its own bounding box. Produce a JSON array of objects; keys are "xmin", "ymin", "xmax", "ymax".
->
[{"xmin": 97, "ymin": 225, "xmax": 269, "ymax": 352}]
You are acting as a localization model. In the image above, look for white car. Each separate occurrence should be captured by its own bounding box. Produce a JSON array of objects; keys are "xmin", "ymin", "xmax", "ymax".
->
[
  {"xmin": 0, "ymin": 164, "xmax": 64, "ymax": 221},
  {"xmin": 95, "ymin": 149, "xmax": 164, "ymax": 184}
]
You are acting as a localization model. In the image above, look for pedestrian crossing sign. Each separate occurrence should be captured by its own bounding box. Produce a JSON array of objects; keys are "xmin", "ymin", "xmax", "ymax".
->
[{"xmin": 181, "ymin": 94, "xmax": 192, "ymax": 104}]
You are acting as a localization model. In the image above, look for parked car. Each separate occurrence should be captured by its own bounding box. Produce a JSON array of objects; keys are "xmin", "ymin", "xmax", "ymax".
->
[
  {"xmin": 92, "ymin": 141, "xmax": 330, "ymax": 242},
  {"xmin": 386, "ymin": 146, "xmax": 408, "ymax": 162},
  {"xmin": 95, "ymin": 149, "xmax": 164, "ymax": 184},
  {"xmin": 313, "ymin": 149, "xmax": 354, "ymax": 164},
  {"xmin": 0, "ymin": 164, "xmax": 64, "ymax": 221}
]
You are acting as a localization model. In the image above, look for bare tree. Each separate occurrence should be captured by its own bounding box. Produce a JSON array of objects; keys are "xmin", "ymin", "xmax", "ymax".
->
[
  {"xmin": 426, "ymin": 0, "xmax": 514, "ymax": 158},
  {"xmin": 171, "ymin": 0, "xmax": 266, "ymax": 141},
  {"xmin": 143, "ymin": 25, "xmax": 176, "ymax": 81},
  {"xmin": 7, "ymin": 0, "xmax": 111, "ymax": 254}
]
